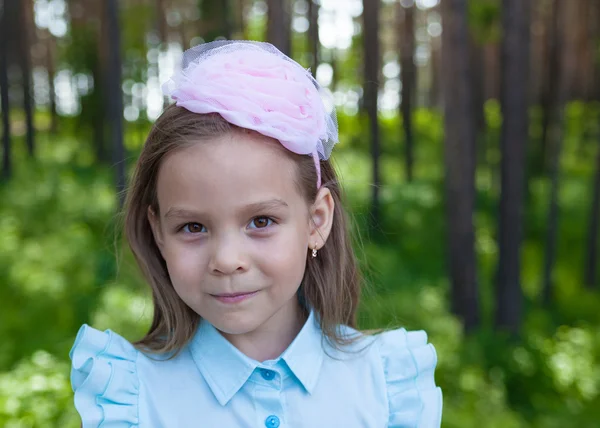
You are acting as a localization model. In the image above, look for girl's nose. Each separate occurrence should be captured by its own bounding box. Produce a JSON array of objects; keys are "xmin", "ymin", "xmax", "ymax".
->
[{"xmin": 208, "ymin": 235, "xmax": 249, "ymax": 275}]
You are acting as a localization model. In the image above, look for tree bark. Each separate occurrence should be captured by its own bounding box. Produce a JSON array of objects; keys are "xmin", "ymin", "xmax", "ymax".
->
[
  {"xmin": 95, "ymin": 0, "xmax": 108, "ymax": 162},
  {"xmin": 308, "ymin": 0, "xmax": 319, "ymax": 77},
  {"xmin": 585, "ymin": 136, "xmax": 600, "ymax": 289},
  {"xmin": 470, "ymin": 33, "xmax": 486, "ymax": 144},
  {"xmin": 363, "ymin": 0, "xmax": 381, "ymax": 234},
  {"xmin": 584, "ymin": 27, "xmax": 600, "ymax": 289},
  {"xmin": 1, "ymin": 0, "xmax": 12, "ymax": 179},
  {"xmin": 106, "ymin": 0, "xmax": 126, "ymax": 207},
  {"xmin": 539, "ymin": 0, "xmax": 562, "ymax": 174},
  {"xmin": 429, "ymin": 25, "xmax": 441, "ymax": 109},
  {"xmin": 235, "ymin": 0, "xmax": 247, "ymax": 39},
  {"xmin": 441, "ymin": 0, "xmax": 479, "ymax": 331},
  {"xmin": 46, "ymin": 32, "xmax": 58, "ymax": 134},
  {"xmin": 267, "ymin": 0, "xmax": 291, "ymax": 56},
  {"xmin": 495, "ymin": 0, "xmax": 531, "ymax": 334},
  {"xmin": 542, "ymin": 0, "xmax": 564, "ymax": 306},
  {"xmin": 18, "ymin": 0, "xmax": 34, "ymax": 157},
  {"xmin": 398, "ymin": 1, "xmax": 415, "ymax": 182}
]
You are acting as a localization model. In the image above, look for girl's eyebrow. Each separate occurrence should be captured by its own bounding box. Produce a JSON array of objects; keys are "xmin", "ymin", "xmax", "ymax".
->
[{"xmin": 163, "ymin": 198, "xmax": 289, "ymax": 220}]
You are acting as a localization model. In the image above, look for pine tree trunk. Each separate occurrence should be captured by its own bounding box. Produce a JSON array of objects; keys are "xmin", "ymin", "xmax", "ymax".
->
[
  {"xmin": 1, "ymin": 0, "xmax": 12, "ymax": 179},
  {"xmin": 542, "ymin": 0, "xmax": 565, "ymax": 306},
  {"xmin": 585, "ymin": 136, "xmax": 600, "ymax": 289},
  {"xmin": 495, "ymin": 0, "xmax": 531, "ymax": 333},
  {"xmin": 398, "ymin": 1, "xmax": 415, "ymax": 183},
  {"xmin": 429, "ymin": 28, "xmax": 441, "ymax": 109},
  {"xmin": 584, "ymin": 29, "xmax": 600, "ymax": 289},
  {"xmin": 106, "ymin": 0, "xmax": 126, "ymax": 207},
  {"xmin": 46, "ymin": 32, "xmax": 58, "ymax": 134},
  {"xmin": 308, "ymin": 0, "xmax": 319, "ymax": 77},
  {"xmin": 441, "ymin": 0, "xmax": 479, "ymax": 331},
  {"xmin": 94, "ymin": 0, "xmax": 108, "ymax": 162},
  {"xmin": 267, "ymin": 0, "xmax": 291, "ymax": 56},
  {"xmin": 18, "ymin": 0, "xmax": 34, "ymax": 157},
  {"xmin": 363, "ymin": 0, "xmax": 381, "ymax": 234},
  {"xmin": 234, "ymin": 0, "xmax": 247, "ymax": 39},
  {"xmin": 470, "ymin": 33, "xmax": 486, "ymax": 144},
  {"xmin": 540, "ymin": 0, "xmax": 562, "ymax": 175}
]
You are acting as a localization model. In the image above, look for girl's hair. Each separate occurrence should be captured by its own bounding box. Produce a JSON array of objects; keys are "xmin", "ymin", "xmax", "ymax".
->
[{"xmin": 125, "ymin": 105, "xmax": 362, "ymax": 356}]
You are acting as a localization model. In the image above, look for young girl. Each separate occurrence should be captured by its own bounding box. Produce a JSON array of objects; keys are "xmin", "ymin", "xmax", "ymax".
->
[{"xmin": 69, "ymin": 40, "xmax": 442, "ymax": 427}]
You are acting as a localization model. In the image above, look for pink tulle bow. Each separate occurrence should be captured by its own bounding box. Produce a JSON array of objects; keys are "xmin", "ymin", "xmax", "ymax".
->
[{"xmin": 167, "ymin": 46, "xmax": 329, "ymax": 187}]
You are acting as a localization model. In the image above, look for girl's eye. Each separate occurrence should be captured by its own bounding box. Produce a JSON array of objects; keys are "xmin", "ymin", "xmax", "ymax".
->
[
  {"xmin": 249, "ymin": 216, "xmax": 274, "ymax": 229},
  {"xmin": 182, "ymin": 223, "xmax": 206, "ymax": 234}
]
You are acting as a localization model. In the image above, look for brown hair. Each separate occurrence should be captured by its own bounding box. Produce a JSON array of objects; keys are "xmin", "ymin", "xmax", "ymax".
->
[{"xmin": 125, "ymin": 105, "xmax": 362, "ymax": 357}]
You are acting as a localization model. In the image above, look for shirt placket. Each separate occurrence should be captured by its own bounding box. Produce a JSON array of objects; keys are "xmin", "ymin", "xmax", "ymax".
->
[{"xmin": 252, "ymin": 367, "xmax": 285, "ymax": 428}]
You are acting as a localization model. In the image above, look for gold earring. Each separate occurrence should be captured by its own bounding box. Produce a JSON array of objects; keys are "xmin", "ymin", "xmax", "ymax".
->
[{"xmin": 312, "ymin": 245, "xmax": 318, "ymax": 258}]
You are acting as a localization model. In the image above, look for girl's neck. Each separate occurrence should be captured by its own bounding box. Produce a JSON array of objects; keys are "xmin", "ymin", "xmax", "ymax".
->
[{"xmin": 220, "ymin": 299, "xmax": 307, "ymax": 362}]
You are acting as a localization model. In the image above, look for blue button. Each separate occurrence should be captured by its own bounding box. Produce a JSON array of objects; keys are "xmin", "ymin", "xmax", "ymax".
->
[
  {"xmin": 265, "ymin": 415, "xmax": 280, "ymax": 428},
  {"xmin": 260, "ymin": 369, "xmax": 275, "ymax": 380}
]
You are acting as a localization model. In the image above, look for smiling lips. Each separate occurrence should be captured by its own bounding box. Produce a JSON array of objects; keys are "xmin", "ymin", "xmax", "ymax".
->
[{"xmin": 211, "ymin": 291, "xmax": 259, "ymax": 304}]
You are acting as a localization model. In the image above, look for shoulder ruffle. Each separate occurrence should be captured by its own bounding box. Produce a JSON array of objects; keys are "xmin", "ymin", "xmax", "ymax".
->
[
  {"xmin": 69, "ymin": 324, "xmax": 140, "ymax": 427},
  {"xmin": 378, "ymin": 328, "xmax": 442, "ymax": 428}
]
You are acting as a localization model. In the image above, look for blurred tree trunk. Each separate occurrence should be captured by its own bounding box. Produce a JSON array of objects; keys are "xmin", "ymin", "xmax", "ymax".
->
[
  {"xmin": 95, "ymin": 0, "xmax": 108, "ymax": 162},
  {"xmin": 542, "ymin": 0, "xmax": 565, "ymax": 306},
  {"xmin": 539, "ymin": 0, "xmax": 562, "ymax": 174},
  {"xmin": 429, "ymin": 25, "xmax": 441, "ymax": 109},
  {"xmin": 470, "ymin": 34, "xmax": 486, "ymax": 144},
  {"xmin": 576, "ymin": 0, "xmax": 593, "ymax": 101},
  {"xmin": 495, "ymin": 0, "xmax": 531, "ymax": 334},
  {"xmin": 267, "ymin": 0, "xmax": 291, "ymax": 56},
  {"xmin": 483, "ymin": 42, "xmax": 500, "ymax": 101},
  {"xmin": 308, "ymin": 0, "xmax": 319, "ymax": 77},
  {"xmin": 18, "ymin": 0, "xmax": 34, "ymax": 157},
  {"xmin": 45, "ymin": 32, "xmax": 58, "ymax": 134},
  {"xmin": 398, "ymin": 0, "xmax": 415, "ymax": 182},
  {"xmin": 441, "ymin": 0, "xmax": 479, "ymax": 331},
  {"xmin": 584, "ymin": 22, "xmax": 600, "ymax": 289},
  {"xmin": 585, "ymin": 133, "xmax": 600, "ymax": 289},
  {"xmin": 156, "ymin": 0, "xmax": 169, "ymax": 109},
  {"xmin": 531, "ymin": 0, "xmax": 548, "ymax": 107},
  {"xmin": 156, "ymin": 0, "xmax": 167, "ymax": 47},
  {"xmin": 234, "ymin": 0, "xmax": 247, "ymax": 39},
  {"xmin": 330, "ymin": 48, "xmax": 339, "ymax": 92},
  {"xmin": 200, "ymin": 0, "xmax": 232, "ymax": 42},
  {"xmin": 106, "ymin": 0, "xmax": 126, "ymax": 207},
  {"xmin": 180, "ymin": 17, "xmax": 189, "ymax": 50},
  {"xmin": 363, "ymin": 0, "xmax": 381, "ymax": 233},
  {"xmin": 591, "ymin": 0, "xmax": 600, "ymax": 101},
  {"xmin": 1, "ymin": 0, "xmax": 12, "ymax": 179}
]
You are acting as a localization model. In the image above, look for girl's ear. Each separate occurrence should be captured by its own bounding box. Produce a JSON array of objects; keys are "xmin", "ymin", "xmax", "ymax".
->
[
  {"xmin": 308, "ymin": 187, "xmax": 335, "ymax": 250},
  {"xmin": 147, "ymin": 206, "xmax": 165, "ymax": 253}
]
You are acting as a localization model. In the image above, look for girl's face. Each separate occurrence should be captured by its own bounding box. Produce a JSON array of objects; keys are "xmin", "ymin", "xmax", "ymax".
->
[{"xmin": 148, "ymin": 130, "xmax": 333, "ymax": 343}]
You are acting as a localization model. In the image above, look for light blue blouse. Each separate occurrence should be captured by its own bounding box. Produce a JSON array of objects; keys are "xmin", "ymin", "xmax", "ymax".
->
[{"xmin": 70, "ymin": 311, "xmax": 442, "ymax": 427}]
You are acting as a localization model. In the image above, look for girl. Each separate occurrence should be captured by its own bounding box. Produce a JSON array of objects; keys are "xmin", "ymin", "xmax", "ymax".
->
[{"xmin": 70, "ymin": 41, "xmax": 442, "ymax": 427}]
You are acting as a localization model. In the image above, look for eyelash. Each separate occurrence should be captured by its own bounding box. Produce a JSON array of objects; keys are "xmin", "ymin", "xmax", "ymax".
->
[{"xmin": 179, "ymin": 216, "xmax": 277, "ymax": 234}]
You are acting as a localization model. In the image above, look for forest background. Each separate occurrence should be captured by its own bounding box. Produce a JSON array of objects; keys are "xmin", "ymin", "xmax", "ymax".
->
[{"xmin": 1, "ymin": 0, "xmax": 600, "ymax": 427}]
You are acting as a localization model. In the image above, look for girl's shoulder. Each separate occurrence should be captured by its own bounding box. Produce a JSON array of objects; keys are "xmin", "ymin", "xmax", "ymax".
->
[
  {"xmin": 69, "ymin": 324, "xmax": 140, "ymax": 427},
  {"xmin": 374, "ymin": 327, "xmax": 443, "ymax": 427}
]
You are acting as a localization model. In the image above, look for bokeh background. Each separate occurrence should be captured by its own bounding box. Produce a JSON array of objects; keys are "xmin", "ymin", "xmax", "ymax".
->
[{"xmin": 1, "ymin": 0, "xmax": 600, "ymax": 426}]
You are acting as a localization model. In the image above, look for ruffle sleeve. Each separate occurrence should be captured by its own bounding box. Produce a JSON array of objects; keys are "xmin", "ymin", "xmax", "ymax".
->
[
  {"xmin": 69, "ymin": 324, "xmax": 140, "ymax": 427},
  {"xmin": 378, "ymin": 328, "xmax": 442, "ymax": 428}
]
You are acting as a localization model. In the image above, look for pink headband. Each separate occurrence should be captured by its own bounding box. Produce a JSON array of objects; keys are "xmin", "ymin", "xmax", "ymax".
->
[{"xmin": 162, "ymin": 40, "xmax": 339, "ymax": 189}]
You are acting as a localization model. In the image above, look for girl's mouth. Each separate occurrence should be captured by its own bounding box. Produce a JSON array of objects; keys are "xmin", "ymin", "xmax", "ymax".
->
[{"xmin": 211, "ymin": 291, "xmax": 259, "ymax": 304}]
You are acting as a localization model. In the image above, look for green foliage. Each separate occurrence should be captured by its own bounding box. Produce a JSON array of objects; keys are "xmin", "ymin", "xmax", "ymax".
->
[
  {"xmin": 468, "ymin": 0, "xmax": 501, "ymax": 43},
  {"xmin": 1, "ymin": 102, "xmax": 600, "ymax": 427}
]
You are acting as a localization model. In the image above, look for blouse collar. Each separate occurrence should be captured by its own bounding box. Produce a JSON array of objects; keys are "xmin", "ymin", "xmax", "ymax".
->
[{"xmin": 189, "ymin": 310, "xmax": 325, "ymax": 406}]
